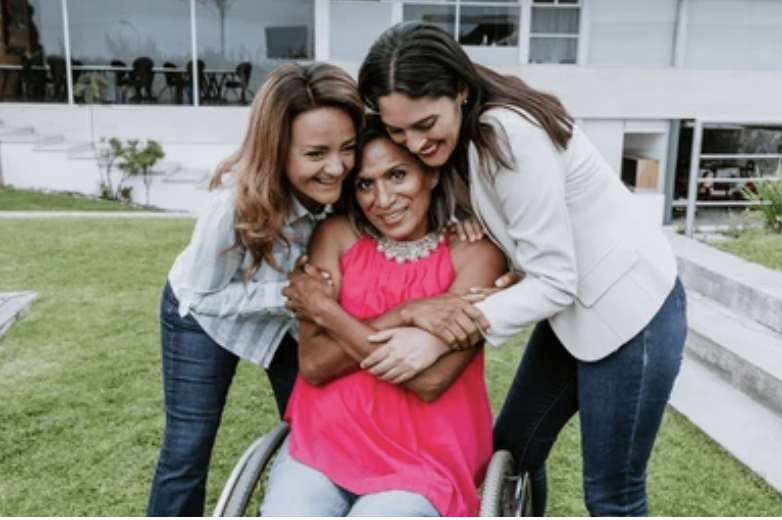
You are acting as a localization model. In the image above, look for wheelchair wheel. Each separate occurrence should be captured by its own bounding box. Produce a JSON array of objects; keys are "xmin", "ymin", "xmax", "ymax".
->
[
  {"xmin": 479, "ymin": 450, "xmax": 534, "ymax": 517},
  {"xmin": 213, "ymin": 422, "xmax": 290, "ymax": 517}
]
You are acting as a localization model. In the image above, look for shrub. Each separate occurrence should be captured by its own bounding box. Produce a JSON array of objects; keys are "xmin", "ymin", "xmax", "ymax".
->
[{"xmin": 742, "ymin": 160, "xmax": 782, "ymax": 233}]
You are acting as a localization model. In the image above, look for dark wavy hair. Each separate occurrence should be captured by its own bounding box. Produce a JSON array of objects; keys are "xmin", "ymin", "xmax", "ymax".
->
[
  {"xmin": 338, "ymin": 116, "xmax": 455, "ymax": 240},
  {"xmin": 358, "ymin": 21, "xmax": 574, "ymax": 179}
]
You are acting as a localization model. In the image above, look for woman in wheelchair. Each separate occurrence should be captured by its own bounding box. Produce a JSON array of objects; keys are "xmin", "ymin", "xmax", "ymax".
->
[{"xmin": 262, "ymin": 120, "xmax": 506, "ymax": 516}]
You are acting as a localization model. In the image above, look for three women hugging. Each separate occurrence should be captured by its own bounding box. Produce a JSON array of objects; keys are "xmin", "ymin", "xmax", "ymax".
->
[{"xmin": 147, "ymin": 21, "xmax": 687, "ymax": 518}]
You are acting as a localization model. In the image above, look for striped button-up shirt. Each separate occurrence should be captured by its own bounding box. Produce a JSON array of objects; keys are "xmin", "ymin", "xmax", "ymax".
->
[{"xmin": 168, "ymin": 181, "xmax": 327, "ymax": 368}]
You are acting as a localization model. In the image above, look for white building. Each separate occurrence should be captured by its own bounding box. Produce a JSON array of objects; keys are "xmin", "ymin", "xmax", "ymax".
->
[{"xmin": 1, "ymin": 0, "xmax": 781, "ymax": 220}]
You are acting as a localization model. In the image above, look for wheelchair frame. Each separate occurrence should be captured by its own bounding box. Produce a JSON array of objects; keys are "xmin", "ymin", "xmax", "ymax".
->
[{"xmin": 213, "ymin": 422, "xmax": 533, "ymax": 517}]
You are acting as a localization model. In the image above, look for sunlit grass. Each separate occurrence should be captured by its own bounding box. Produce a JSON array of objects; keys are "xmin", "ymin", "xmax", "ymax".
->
[{"xmin": 0, "ymin": 216, "xmax": 779, "ymax": 516}]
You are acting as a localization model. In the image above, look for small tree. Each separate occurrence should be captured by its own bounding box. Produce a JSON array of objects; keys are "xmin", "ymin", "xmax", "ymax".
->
[
  {"xmin": 95, "ymin": 137, "xmax": 123, "ymax": 200},
  {"xmin": 117, "ymin": 139, "xmax": 165, "ymax": 206}
]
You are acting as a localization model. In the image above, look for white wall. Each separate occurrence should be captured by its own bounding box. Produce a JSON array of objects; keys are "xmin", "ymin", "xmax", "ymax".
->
[
  {"xmin": 330, "ymin": 1, "xmax": 392, "ymax": 61},
  {"xmin": 686, "ymin": 0, "xmax": 782, "ymax": 69},
  {"xmin": 587, "ymin": 0, "xmax": 678, "ymax": 67}
]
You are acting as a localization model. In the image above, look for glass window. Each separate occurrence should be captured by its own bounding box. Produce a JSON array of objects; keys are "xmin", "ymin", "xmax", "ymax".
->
[
  {"xmin": 195, "ymin": 0, "xmax": 314, "ymax": 106},
  {"xmin": 459, "ymin": 5, "xmax": 519, "ymax": 46},
  {"xmin": 529, "ymin": 4, "xmax": 579, "ymax": 63},
  {"xmin": 403, "ymin": 3, "xmax": 457, "ymax": 36},
  {"xmin": 1, "ymin": 0, "xmax": 65, "ymax": 104},
  {"xmin": 67, "ymin": 0, "xmax": 191, "ymax": 105}
]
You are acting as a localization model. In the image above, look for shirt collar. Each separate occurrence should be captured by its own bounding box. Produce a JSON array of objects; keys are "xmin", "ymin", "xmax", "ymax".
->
[{"xmin": 288, "ymin": 195, "xmax": 332, "ymax": 224}]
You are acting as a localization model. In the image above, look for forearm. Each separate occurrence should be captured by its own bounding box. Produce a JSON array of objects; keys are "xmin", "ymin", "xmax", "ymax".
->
[
  {"xmin": 298, "ymin": 328, "xmax": 360, "ymax": 386},
  {"xmin": 402, "ymin": 345, "xmax": 481, "ymax": 402}
]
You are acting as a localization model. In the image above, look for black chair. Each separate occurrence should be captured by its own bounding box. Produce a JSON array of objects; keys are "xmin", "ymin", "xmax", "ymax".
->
[
  {"xmin": 223, "ymin": 61, "xmax": 254, "ymax": 105},
  {"xmin": 45, "ymin": 55, "xmax": 67, "ymax": 102},
  {"xmin": 129, "ymin": 57, "xmax": 156, "ymax": 103},
  {"xmin": 70, "ymin": 59, "xmax": 83, "ymax": 86},
  {"xmin": 19, "ymin": 53, "xmax": 47, "ymax": 102},
  {"xmin": 157, "ymin": 62, "xmax": 186, "ymax": 104},
  {"xmin": 110, "ymin": 59, "xmax": 131, "ymax": 103},
  {"xmin": 184, "ymin": 59, "xmax": 207, "ymax": 104}
]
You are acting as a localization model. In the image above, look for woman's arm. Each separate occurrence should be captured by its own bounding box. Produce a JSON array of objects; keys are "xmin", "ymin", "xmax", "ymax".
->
[
  {"xmin": 291, "ymin": 225, "xmax": 506, "ymax": 401},
  {"xmin": 361, "ymin": 237, "xmax": 507, "ymax": 399},
  {"xmin": 471, "ymin": 109, "xmax": 578, "ymax": 346}
]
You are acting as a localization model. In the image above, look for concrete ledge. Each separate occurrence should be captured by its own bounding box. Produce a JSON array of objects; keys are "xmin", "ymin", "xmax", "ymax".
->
[
  {"xmin": 687, "ymin": 290, "xmax": 782, "ymax": 417},
  {"xmin": 668, "ymin": 231, "xmax": 782, "ymax": 335},
  {"xmin": 670, "ymin": 353, "xmax": 782, "ymax": 495},
  {"xmin": 0, "ymin": 291, "xmax": 39, "ymax": 338}
]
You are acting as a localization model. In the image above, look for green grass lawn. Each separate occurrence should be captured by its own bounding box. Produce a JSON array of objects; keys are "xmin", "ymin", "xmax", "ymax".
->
[
  {"xmin": 0, "ymin": 186, "xmax": 152, "ymax": 211},
  {"xmin": 0, "ymin": 217, "xmax": 780, "ymax": 516},
  {"xmin": 711, "ymin": 228, "xmax": 782, "ymax": 272}
]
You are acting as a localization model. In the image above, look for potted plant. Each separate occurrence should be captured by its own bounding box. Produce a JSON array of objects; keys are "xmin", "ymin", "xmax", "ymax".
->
[{"xmin": 74, "ymin": 72, "xmax": 109, "ymax": 104}]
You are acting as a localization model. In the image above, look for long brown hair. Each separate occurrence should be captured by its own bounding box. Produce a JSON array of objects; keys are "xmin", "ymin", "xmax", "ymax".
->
[
  {"xmin": 358, "ymin": 21, "xmax": 573, "ymax": 180},
  {"xmin": 210, "ymin": 62, "xmax": 364, "ymax": 281}
]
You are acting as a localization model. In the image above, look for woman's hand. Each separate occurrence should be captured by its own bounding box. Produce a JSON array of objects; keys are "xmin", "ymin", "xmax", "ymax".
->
[
  {"xmin": 462, "ymin": 270, "xmax": 525, "ymax": 303},
  {"xmin": 448, "ymin": 216, "xmax": 485, "ymax": 242},
  {"xmin": 361, "ymin": 327, "xmax": 450, "ymax": 384},
  {"xmin": 400, "ymin": 294, "xmax": 490, "ymax": 350},
  {"xmin": 282, "ymin": 256, "xmax": 334, "ymax": 322}
]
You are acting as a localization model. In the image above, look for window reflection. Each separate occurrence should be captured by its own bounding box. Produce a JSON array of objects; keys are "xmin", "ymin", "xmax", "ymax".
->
[
  {"xmin": 1, "ymin": 0, "xmax": 65, "ymax": 103},
  {"xmin": 195, "ymin": 0, "xmax": 314, "ymax": 105},
  {"xmin": 459, "ymin": 6, "xmax": 519, "ymax": 46}
]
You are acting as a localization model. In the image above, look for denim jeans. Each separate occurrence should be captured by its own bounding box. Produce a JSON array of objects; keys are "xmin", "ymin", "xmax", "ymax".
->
[
  {"xmin": 493, "ymin": 278, "xmax": 687, "ymax": 517},
  {"xmin": 260, "ymin": 439, "xmax": 440, "ymax": 517},
  {"xmin": 146, "ymin": 281, "xmax": 298, "ymax": 517}
]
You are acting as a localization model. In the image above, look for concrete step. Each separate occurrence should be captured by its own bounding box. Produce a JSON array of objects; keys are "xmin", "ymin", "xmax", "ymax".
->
[
  {"xmin": 670, "ymin": 352, "xmax": 782, "ymax": 494},
  {"xmin": 162, "ymin": 167, "xmax": 209, "ymax": 185},
  {"xmin": 686, "ymin": 289, "xmax": 782, "ymax": 417},
  {"xmin": 0, "ymin": 291, "xmax": 38, "ymax": 338},
  {"xmin": 33, "ymin": 139, "xmax": 93, "ymax": 156},
  {"xmin": 150, "ymin": 161, "xmax": 181, "ymax": 175},
  {"xmin": 0, "ymin": 131, "xmax": 62, "ymax": 144},
  {"xmin": 668, "ymin": 231, "xmax": 782, "ymax": 335},
  {"xmin": 0, "ymin": 126, "xmax": 34, "ymax": 141}
]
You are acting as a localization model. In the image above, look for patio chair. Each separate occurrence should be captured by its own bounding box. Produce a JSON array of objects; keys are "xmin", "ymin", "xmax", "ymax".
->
[
  {"xmin": 45, "ymin": 55, "xmax": 67, "ymax": 102},
  {"xmin": 158, "ymin": 62, "xmax": 186, "ymax": 105},
  {"xmin": 184, "ymin": 59, "xmax": 207, "ymax": 104},
  {"xmin": 129, "ymin": 57, "xmax": 156, "ymax": 104},
  {"xmin": 110, "ymin": 59, "xmax": 132, "ymax": 103},
  {"xmin": 223, "ymin": 61, "xmax": 254, "ymax": 105}
]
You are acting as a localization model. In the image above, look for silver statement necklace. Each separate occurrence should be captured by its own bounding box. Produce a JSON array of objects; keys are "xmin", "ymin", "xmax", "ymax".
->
[{"xmin": 376, "ymin": 231, "xmax": 445, "ymax": 264}]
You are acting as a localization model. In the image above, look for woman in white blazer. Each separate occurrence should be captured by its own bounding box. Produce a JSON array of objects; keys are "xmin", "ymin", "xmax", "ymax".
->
[{"xmin": 356, "ymin": 21, "xmax": 688, "ymax": 517}]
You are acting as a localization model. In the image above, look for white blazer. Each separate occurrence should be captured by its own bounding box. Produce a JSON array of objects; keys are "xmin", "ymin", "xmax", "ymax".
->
[{"xmin": 471, "ymin": 107, "xmax": 677, "ymax": 361}]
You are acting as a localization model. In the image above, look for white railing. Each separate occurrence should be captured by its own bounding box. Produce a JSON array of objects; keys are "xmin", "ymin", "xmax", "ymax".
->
[{"xmin": 682, "ymin": 119, "xmax": 781, "ymax": 237}]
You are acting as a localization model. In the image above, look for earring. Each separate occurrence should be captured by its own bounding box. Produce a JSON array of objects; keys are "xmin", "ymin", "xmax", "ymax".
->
[{"xmin": 462, "ymin": 98, "xmax": 469, "ymax": 105}]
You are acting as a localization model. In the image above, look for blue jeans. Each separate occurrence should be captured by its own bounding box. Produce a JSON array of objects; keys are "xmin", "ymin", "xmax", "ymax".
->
[
  {"xmin": 261, "ymin": 439, "xmax": 440, "ymax": 517},
  {"xmin": 494, "ymin": 278, "xmax": 687, "ymax": 517},
  {"xmin": 146, "ymin": 281, "xmax": 298, "ymax": 517}
]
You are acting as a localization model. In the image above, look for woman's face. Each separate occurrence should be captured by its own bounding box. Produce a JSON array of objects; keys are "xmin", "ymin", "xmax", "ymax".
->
[
  {"xmin": 286, "ymin": 107, "xmax": 357, "ymax": 212},
  {"xmin": 376, "ymin": 91, "xmax": 465, "ymax": 168},
  {"xmin": 355, "ymin": 137, "xmax": 439, "ymax": 242}
]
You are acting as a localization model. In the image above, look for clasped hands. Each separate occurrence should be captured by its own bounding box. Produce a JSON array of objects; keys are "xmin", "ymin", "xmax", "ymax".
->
[{"xmin": 282, "ymin": 254, "xmax": 522, "ymax": 384}]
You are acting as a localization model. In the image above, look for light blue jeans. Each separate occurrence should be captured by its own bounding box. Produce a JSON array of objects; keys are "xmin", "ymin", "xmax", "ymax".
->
[{"xmin": 260, "ymin": 439, "xmax": 440, "ymax": 517}]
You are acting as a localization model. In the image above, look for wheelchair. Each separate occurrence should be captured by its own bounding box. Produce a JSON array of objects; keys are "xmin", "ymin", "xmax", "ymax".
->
[{"xmin": 213, "ymin": 422, "xmax": 533, "ymax": 517}]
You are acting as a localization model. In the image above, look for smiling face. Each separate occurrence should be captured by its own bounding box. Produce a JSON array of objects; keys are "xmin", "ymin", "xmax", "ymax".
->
[
  {"xmin": 285, "ymin": 107, "xmax": 357, "ymax": 212},
  {"xmin": 355, "ymin": 137, "xmax": 439, "ymax": 242},
  {"xmin": 376, "ymin": 91, "xmax": 465, "ymax": 168}
]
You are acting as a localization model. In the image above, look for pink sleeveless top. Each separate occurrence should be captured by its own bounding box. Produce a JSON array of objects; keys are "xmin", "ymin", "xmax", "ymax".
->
[{"xmin": 285, "ymin": 234, "xmax": 493, "ymax": 517}]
